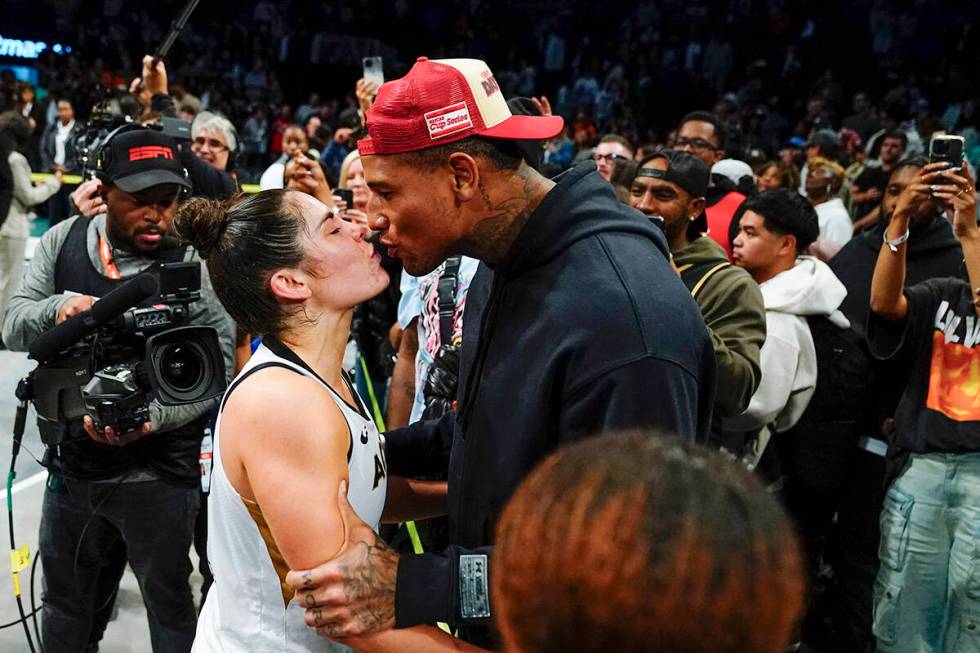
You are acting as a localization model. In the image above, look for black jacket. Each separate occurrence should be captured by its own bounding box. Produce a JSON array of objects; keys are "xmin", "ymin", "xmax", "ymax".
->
[
  {"xmin": 830, "ymin": 216, "xmax": 963, "ymax": 434},
  {"xmin": 386, "ymin": 162, "xmax": 716, "ymax": 643}
]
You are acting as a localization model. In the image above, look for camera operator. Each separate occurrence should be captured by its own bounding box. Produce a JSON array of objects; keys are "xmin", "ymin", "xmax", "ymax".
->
[
  {"xmin": 1, "ymin": 128, "xmax": 235, "ymax": 653},
  {"xmin": 139, "ymin": 55, "xmax": 238, "ymax": 200}
]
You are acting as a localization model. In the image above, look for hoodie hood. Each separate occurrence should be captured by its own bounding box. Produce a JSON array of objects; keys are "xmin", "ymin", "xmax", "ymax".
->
[
  {"xmin": 760, "ymin": 256, "xmax": 850, "ymax": 328},
  {"xmin": 497, "ymin": 161, "xmax": 670, "ymax": 276}
]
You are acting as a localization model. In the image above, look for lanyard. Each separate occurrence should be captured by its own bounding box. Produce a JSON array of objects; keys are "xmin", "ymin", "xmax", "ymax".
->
[{"xmin": 98, "ymin": 234, "xmax": 121, "ymax": 279}]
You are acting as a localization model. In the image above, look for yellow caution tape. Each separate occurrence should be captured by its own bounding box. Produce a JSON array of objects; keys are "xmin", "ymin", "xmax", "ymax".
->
[
  {"xmin": 9, "ymin": 544, "xmax": 29, "ymax": 573},
  {"xmin": 31, "ymin": 172, "xmax": 83, "ymax": 185}
]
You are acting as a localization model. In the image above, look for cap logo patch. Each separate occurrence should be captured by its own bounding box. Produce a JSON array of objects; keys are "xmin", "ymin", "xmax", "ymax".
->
[
  {"xmin": 128, "ymin": 145, "xmax": 174, "ymax": 161},
  {"xmin": 424, "ymin": 102, "xmax": 473, "ymax": 140},
  {"xmin": 479, "ymin": 70, "xmax": 500, "ymax": 97}
]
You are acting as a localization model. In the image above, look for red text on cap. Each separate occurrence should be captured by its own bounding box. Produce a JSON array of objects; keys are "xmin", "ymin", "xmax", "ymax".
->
[
  {"xmin": 129, "ymin": 145, "xmax": 174, "ymax": 161},
  {"xmin": 424, "ymin": 102, "xmax": 473, "ymax": 140}
]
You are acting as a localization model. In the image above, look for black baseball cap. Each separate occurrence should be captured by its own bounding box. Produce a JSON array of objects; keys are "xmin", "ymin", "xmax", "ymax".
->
[
  {"xmin": 635, "ymin": 150, "xmax": 710, "ymax": 232},
  {"xmin": 102, "ymin": 129, "xmax": 190, "ymax": 193}
]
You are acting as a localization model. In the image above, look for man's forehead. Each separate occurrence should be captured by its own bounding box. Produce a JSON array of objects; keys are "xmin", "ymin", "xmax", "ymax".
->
[{"xmin": 678, "ymin": 120, "xmax": 717, "ymax": 142}]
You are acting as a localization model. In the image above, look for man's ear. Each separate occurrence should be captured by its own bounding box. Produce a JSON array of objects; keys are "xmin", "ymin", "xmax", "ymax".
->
[
  {"xmin": 447, "ymin": 152, "xmax": 480, "ymax": 203},
  {"xmin": 778, "ymin": 234, "xmax": 798, "ymax": 258},
  {"xmin": 269, "ymin": 268, "xmax": 312, "ymax": 303},
  {"xmin": 689, "ymin": 197, "xmax": 706, "ymax": 220}
]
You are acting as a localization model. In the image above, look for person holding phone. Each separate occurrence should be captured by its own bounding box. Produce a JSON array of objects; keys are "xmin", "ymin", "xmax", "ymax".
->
[{"xmin": 867, "ymin": 157, "xmax": 980, "ymax": 652}]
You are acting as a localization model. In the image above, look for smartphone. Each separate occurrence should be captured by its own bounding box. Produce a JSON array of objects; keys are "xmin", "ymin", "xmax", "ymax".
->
[
  {"xmin": 362, "ymin": 56, "xmax": 384, "ymax": 88},
  {"xmin": 333, "ymin": 188, "xmax": 354, "ymax": 207},
  {"xmin": 929, "ymin": 134, "xmax": 965, "ymax": 170}
]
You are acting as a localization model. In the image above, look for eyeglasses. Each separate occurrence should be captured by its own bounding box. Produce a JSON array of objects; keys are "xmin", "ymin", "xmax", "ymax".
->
[
  {"xmin": 192, "ymin": 136, "xmax": 228, "ymax": 151},
  {"xmin": 671, "ymin": 138, "xmax": 718, "ymax": 152},
  {"xmin": 593, "ymin": 152, "xmax": 628, "ymax": 163}
]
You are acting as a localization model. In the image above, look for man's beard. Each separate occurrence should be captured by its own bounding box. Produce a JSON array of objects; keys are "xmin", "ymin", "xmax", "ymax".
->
[{"xmin": 106, "ymin": 219, "xmax": 177, "ymax": 255}]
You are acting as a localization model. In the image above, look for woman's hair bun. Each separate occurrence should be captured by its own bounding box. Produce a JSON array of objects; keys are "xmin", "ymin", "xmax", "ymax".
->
[{"xmin": 174, "ymin": 196, "xmax": 233, "ymax": 259}]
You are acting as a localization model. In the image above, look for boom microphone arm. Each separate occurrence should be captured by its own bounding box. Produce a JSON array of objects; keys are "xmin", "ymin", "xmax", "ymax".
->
[
  {"xmin": 29, "ymin": 274, "xmax": 159, "ymax": 364},
  {"xmin": 152, "ymin": 0, "xmax": 203, "ymax": 65}
]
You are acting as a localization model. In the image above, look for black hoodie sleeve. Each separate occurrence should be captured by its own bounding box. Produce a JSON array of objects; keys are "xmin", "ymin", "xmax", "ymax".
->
[
  {"xmin": 383, "ymin": 410, "xmax": 456, "ymax": 477},
  {"xmin": 560, "ymin": 355, "xmax": 706, "ymax": 443},
  {"xmin": 395, "ymin": 545, "xmax": 495, "ymax": 632}
]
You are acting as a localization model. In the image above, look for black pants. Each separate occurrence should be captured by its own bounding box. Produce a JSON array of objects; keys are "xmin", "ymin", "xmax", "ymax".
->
[{"xmin": 40, "ymin": 476, "xmax": 198, "ymax": 653}]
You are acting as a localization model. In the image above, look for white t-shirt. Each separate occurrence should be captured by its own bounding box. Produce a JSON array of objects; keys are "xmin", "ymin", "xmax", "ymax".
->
[{"xmin": 814, "ymin": 197, "xmax": 853, "ymax": 248}]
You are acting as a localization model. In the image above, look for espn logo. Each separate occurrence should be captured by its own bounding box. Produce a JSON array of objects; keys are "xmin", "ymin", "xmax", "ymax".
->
[
  {"xmin": 129, "ymin": 145, "xmax": 174, "ymax": 161},
  {"xmin": 424, "ymin": 102, "xmax": 473, "ymax": 140}
]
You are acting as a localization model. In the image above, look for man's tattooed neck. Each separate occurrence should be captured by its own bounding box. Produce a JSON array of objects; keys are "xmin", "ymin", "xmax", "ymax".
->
[{"xmin": 460, "ymin": 164, "xmax": 551, "ymax": 265}]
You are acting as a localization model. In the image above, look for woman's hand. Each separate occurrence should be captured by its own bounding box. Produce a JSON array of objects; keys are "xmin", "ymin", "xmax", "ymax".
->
[
  {"xmin": 356, "ymin": 79, "xmax": 380, "ymax": 115},
  {"xmin": 285, "ymin": 154, "xmax": 334, "ymax": 206},
  {"xmin": 931, "ymin": 163, "xmax": 978, "ymax": 241},
  {"xmin": 892, "ymin": 161, "xmax": 947, "ymax": 221}
]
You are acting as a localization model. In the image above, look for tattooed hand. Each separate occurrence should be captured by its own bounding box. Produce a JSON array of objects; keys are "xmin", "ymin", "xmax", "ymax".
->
[{"xmin": 286, "ymin": 480, "xmax": 398, "ymax": 638}]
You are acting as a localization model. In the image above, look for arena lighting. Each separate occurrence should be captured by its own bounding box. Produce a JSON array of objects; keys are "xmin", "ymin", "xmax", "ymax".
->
[{"xmin": 0, "ymin": 34, "xmax": 72, "ymax": 59}]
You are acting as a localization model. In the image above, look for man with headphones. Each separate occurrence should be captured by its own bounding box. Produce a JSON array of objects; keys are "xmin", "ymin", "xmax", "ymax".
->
[
  {"xmin": 1, "ymin": 126, "xmax": 236, "ymax": 653},
  {"xmin": 141, "ymin": 55, "xmax": 238, "ymax": 201}
]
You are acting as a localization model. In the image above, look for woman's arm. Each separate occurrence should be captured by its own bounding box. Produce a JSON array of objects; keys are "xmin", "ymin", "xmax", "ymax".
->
[
  {"xmin": 933, "ymin": 163, "xmax": 980, "ymax": 314},
  {"xmin": 222, "ymin": 370, "xmax": 350, "ymax": 569},
  {"xmin": 382, "ymin": 476, "xmax": 447, "ymax": 523}
]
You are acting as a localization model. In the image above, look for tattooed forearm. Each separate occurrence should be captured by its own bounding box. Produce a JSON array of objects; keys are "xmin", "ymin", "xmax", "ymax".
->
[{"xmin": 337, "ymin": 538, "xmax": 399, "ymax": 630}]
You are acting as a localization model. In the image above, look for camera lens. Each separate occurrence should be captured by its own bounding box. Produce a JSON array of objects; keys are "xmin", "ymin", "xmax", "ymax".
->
[{"xmin": 160, "ymin": 344, "xmax": 203, "ymax": 392}]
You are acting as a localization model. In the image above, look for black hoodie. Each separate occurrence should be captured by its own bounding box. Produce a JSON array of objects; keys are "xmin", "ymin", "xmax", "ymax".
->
[{"xmin": 385, "ymin": 162, "xmax": 716, "ymax": 643}]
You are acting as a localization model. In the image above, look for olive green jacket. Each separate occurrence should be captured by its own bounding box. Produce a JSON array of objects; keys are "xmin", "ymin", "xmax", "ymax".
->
[{"xmin": 675, "ymin": 236, "xmax": 766, "ymax": 418}]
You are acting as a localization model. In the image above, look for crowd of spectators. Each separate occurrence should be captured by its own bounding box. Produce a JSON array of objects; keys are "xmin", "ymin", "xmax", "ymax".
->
[{"xmin": 2, "ymin": 0, "xmax": 978, "ymax": 185}]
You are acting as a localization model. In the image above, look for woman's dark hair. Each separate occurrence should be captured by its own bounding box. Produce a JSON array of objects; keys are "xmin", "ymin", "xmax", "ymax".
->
[
  {"xmin": 493, "ymin": 432, "xmax": 804, "ymax": 653},
  {"xmin": 0, "ymin": 111, "xmax": 32, "ymax": 152},
  {"xmin": 741, "ymin": 188, "xmax": 820, "ymax": 253},
  {"xmin": 174, "ymin": 191, "xmax": 306, "ymax": 336}
]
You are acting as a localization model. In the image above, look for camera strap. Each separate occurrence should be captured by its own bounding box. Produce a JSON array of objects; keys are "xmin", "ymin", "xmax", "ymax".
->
[{"xmin": 437, "ymin": 256, "xmax": 462, "ymax": 347}]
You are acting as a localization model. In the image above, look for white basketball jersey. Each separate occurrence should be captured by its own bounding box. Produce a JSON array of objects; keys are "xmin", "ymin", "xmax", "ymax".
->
[{"xmin": 193, "ymin": 342, "xmax": 387, "ymax": 652}]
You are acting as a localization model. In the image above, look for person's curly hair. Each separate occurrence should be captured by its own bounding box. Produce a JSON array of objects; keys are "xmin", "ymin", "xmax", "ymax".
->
[{"xmin": 493, "ymin": 432, "xmax": 804, "ymax": 653}]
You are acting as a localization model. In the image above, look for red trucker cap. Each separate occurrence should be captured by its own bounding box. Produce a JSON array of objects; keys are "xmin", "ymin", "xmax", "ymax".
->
[{"xmin": 357, "ymin": 57, "xmax": 565, "ymax": 156}]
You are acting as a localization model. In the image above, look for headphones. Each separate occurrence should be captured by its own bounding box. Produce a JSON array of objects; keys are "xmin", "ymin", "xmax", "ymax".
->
[{"xmin": 95, "ymin": 123, "xmax": 192, "ymax": 199}]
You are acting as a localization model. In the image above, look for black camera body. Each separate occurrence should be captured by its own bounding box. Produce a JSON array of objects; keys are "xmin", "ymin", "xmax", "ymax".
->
[
  {"xmin": 32, "ymin": 262, "xmax": 226, "ymax": 445},
  {"xmin": 72, "ymin": 100, "xmax": 192, "ymax": 180}
]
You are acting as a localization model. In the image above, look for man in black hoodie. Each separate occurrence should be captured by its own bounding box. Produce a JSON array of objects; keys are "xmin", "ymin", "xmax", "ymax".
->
[
  {"xmin": 286, "ymin": 57, "xmax": 716, "ymax": 647},
  {"xmin": 826, "ymin": 156, "xmax": 963, "ymax": 652}
]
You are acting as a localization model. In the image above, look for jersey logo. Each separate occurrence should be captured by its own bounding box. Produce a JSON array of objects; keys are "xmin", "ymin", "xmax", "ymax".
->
[
  {"xmin": 359, "ymin": 425, "xmax": 370, "ymax": 445},
  {"xmin": 372, "ymin": 438, "xmax": 387, "ymax": 490}
]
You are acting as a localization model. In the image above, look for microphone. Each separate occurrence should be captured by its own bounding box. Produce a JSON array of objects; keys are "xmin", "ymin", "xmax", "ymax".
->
[{"xmin": 29, "ymin": 273, "xmax": 160, "ymax": 363}]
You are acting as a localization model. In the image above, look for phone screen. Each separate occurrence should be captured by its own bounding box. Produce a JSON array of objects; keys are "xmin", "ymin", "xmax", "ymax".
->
[{"xmin": 363, "ymin": 57, "xmax": 384, "ymax": 88}]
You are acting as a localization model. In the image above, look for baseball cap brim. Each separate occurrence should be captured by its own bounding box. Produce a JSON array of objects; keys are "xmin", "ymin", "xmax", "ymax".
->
[
  {"xmin": 358, "ymin": 114, "xmax": 564, "ymax": 156},
  {"xmin": 114, "ymin": 170, "xmax": 191, "ymax": 194},
  {"xmin": 480, "ymin": 114, "xmax": 564, "ymax": 141}
]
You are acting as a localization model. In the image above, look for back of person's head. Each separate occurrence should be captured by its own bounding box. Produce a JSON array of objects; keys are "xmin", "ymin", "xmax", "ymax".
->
[
  {"xmin": 679, "ymin": 110, "xmax": 728, "ymax": 151},
  {"xmin": 493, "ymin": 432, "xmax": 804, "ymax": 653},
  {"xmin": 175, "ymin": 192, "xmax": 305, "ymax": 336},
  {"xmin": 742, "ymin": 188, "xmax": 819, "ymax": 253},
  {"xmin": 0, "ymin": 111, "xmax": 32, "ymax": 152}
]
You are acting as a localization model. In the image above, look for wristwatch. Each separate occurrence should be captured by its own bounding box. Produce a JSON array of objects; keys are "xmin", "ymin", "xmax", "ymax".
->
[{"xmin": 883, "ymin": 227, "xmax": 910, "ymax": 252}]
